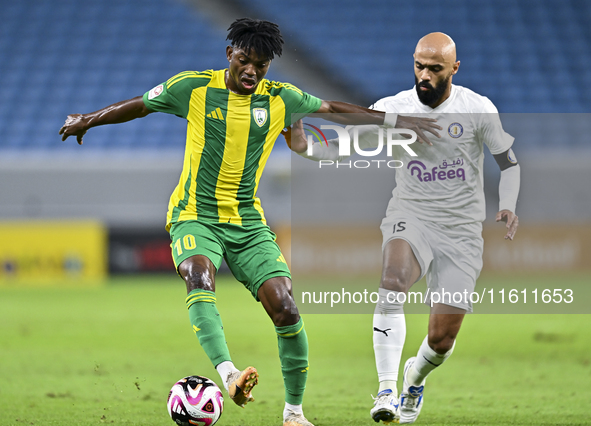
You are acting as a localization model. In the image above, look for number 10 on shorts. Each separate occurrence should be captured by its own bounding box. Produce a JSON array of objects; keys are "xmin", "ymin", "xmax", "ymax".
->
[{"xmin": 174, "ymin": 234, "xmax": 196, "ymax": 256}]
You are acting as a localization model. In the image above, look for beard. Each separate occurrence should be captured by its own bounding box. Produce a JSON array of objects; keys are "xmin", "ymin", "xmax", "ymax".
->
[{"xmin": 415, "ymin": 74, "xmax": 450, "ymax": 107}]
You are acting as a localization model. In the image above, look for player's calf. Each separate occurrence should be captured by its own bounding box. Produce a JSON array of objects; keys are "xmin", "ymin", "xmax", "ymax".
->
[{"xmin": 400, "ymin": 336, "xmax": 455, "ymax": 423}]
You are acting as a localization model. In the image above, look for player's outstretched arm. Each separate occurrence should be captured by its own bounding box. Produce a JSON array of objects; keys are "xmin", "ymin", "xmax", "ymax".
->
[
  {"xmin": 316, "ymin": 100, "xmax": 440, "ymax": 145},
  {"xmin": 496, "ymin": 209, "xmax": 519, "ymax": 241},
  {"xmin": 315, "ymin": 100, "xmax": 385, "ymax": 125},
  {"xmin": 59, "ymin": 96, "xmax": 152, "ymax": 145},
  {"xmin": 493, "ymin": 149, "xmax": 520, "ymax": 240},
  {"xmin": 284, "ymin": 101, "xmax": 442, "ymax": 159}
]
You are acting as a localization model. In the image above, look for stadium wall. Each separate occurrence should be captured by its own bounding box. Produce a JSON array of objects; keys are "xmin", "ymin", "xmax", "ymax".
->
[
  {"xmin": 2, "ymin": 150, "xmax": 589, "ymax": 227},
  {"xmin": 1, "ymin": 150, "xmax": 590, "ymax": 277}
]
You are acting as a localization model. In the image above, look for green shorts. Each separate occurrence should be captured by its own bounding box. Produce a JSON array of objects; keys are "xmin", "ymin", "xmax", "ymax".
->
[{"xmin": 169, "ymin": 220, "xmax": 291, "ymax": 300}]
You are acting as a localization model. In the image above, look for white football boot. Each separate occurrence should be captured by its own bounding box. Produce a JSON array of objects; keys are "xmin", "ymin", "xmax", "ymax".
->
[
  {"xmin": 283, "ymin": 410, "xmax": 315, "ymax": 426},
  {"xmin": 370, "ymin": 389, "xmax": 400, "ymax": 423},
  {"xmin": 399, "ymin": 357, "xmax": 424, "ymax": 424}
]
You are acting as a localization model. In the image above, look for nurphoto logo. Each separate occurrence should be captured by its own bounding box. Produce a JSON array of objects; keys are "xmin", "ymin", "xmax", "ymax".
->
[{"xmin": 304, "ymin": 123, "xmax": 418, "ymax": 169}]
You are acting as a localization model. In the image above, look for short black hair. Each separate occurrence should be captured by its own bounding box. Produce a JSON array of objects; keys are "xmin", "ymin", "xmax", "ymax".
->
[{"xmin": 226, "ymin": 18, "xmax": 284, "ymax": 60}]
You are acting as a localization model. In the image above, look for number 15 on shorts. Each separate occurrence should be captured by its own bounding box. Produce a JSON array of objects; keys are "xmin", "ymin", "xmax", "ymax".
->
[{"xmin": 393, "ymin": 221, "xmax": 406, "ymax": 233}]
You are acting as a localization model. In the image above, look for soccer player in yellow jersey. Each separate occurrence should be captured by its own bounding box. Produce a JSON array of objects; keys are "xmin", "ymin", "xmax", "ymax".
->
[{"xmin": 59, "ymin": 18, "xmax": 440, "ymax": 426}]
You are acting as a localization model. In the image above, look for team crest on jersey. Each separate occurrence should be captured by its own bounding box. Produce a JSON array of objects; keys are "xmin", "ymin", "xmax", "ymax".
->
[
  {"xmin": 253, "ymin": 108, "xmax": 268, "ymax": 127},
  {"xmin": 507, "ymin": 148, "xmax": 517, "ymax": 164},
  {"xmin": 148, "ymin": 84, "xmax": 163, "ymax": 100},
  {"xmin": 448, "ymin": 122, "xmax": 463, "ymax": 138}
]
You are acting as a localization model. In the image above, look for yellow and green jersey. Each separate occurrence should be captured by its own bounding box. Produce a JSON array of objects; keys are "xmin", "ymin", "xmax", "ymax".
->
[{"xmin": 142, "ymin": 69, "xmax": 321, "ymax": 231}]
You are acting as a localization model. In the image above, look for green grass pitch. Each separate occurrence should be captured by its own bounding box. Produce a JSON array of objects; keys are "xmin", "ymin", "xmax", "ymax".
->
[{"xmin": 0, "ymin": 275, "xmax": 590, "ymax": 426}]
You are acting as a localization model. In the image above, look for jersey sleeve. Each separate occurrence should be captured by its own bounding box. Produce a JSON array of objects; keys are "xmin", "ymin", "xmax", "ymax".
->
[
  {"xmin": 142, "ymin": 72, "xmax": 195, "ymax": 119},
  {"xmin": 278, "ymin": 83, "xmax": 322, "ymax": 127},
  {"xmin": 478, "ymin": 98, "xmax": 514, "ymax": 155},
  {"xmin": 369, "ymin": 98, "xmax": 388, "ymax": 111}
]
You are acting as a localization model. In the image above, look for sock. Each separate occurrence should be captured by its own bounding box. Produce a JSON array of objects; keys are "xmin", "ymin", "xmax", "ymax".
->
[
  {"xmin": 373, "ymin": 288, "xmax": 406, "ymax": 393},
  {"xmin": 283, "ymin": 402, "xmax": 303, "ymax": 420},
  {"xmin": 407, "ymin": 335, "xmax": 455, "ymax": 386},
  {"xmin": 215, "ymin": 361, "xmax": 239, "ymax": 391},
  {"xmin": 276, "ymin": 318, "xmax": 308, "ymax": 405},
  {"xmin": 186, "ymin": 289, "xmax": 232, "ymax": 367},
  {"xmin": 378, "ymin": 380, "xmax": 398, "ymax": 394}
]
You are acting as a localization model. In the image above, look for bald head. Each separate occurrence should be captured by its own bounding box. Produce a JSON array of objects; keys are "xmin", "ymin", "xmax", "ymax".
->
[
  {"xmin": 413, "ymin": 33, "xmax": 460, "ymax": 108},
  {"xmin": 415, "ymin": 32, "xmax": 457, "ymax": 63}
]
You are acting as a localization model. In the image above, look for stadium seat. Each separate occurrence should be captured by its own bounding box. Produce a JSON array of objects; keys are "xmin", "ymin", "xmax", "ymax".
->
[
  {"xmin": 0, "ymin": 0, "xmax": 589, "ymax": 153},
  {"xmin": 0, "ymin": 0, "xmax": 293, "ymax": 153}
]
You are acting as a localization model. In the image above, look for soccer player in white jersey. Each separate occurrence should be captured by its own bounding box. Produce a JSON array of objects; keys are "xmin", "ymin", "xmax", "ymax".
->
[{"xmin": 289, "ymin": 32, "xmax": 520, "ymax": 423}]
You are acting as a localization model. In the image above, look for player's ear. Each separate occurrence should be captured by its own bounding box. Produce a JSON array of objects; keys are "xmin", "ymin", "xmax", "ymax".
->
[
  {"xmin": 226, "ymin": 45, "xmax": 234, "ymax": 62},
  {"xmin": 452, "ymin": 60, "xmax": 460, "ymax": 75}
]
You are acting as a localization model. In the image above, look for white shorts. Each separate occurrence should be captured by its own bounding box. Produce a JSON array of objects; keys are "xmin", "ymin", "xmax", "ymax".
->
[{"xmin": 380, "ymin": 211, "xmax": 483, "ymax": 312}]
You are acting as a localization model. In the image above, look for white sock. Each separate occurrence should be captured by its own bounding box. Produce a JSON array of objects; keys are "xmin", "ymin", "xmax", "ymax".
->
[
  {"xmin": 215, "ymin": 361, "xmax": 239, "ymax": 391},
  {"xmin": 284, "ymin": 402, "xmax": 303, "ymax": 419},
  {"xmin": 373, "ymin": 288, "xmax": 406, "ymax": 393},
  {"xmin": 407, "ymin": 335, "xmax": 455, "ymax": 386},
  {"xmin": 378, "ymin": 380, "xmax": 398, "ymax": 393}
]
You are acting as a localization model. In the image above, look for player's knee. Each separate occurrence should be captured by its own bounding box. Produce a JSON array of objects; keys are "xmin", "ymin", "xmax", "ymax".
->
[
  {"xmin": 268, "ymin": 289, "xmax": 299, "ymax": 326},
  {"xmin": 265, "ymin": 284, "xmax": 300, "ymax": 326},
  {"xmin": 258, "ymin": 277, "xmax": 300, "ymax": 326},
  {"xmin": 178, "ymin": 258, "xmax": 215, "ymax": 293},
  {"xmin": 374, "ymin": 288, "xmax": 405, "ymax": 314},
  {"xmin": 380, "ymin": 275, "xmax": 412, "ymax": 293},
  {"xmin": 428, "ymin": 332, "xmax": 456, "ymax": 354},
  {"xmin": 272, "ymin": 307, "xmax": 300, "ymax": 327}
]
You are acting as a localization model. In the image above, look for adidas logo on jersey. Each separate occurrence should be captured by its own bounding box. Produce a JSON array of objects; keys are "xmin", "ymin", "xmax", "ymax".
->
[{"xmin": 207, "ymin": 107, "xmax": 224, "ymax": 120}]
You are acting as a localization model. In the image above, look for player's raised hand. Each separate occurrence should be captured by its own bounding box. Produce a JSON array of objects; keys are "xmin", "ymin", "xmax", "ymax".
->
[
  {"xmin": 281, "ymin": 119, "xmax": 307, "ymax": 153},
  {"xmin": 395, "ymin": 115, "xmax": 441, "ymax": 146},
  {"xmin": 59, "ymin": 114, "xmax": 88, "ymax": 145},
  {"xmin": 496, "ymin": 209, "xmax": 518, "ymax": 240}
]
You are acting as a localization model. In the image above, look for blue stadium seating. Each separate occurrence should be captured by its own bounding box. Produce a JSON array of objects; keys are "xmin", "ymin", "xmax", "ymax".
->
[
  {"xmin": 0, "ymin": 0, "xmax": 289, "ymax": 153},
  {"xmin": 240, "ymin": 0, "xmax": 591, "ymax": 114},
  {"xmin": 0, "ymin": 0, "xmax": 589, "ymax": 153}
]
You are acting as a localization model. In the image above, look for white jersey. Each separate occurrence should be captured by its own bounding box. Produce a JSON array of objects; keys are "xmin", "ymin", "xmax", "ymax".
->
[{"xmin": 365, "ymin": 84, "xmax": 514, "ymax": 225}]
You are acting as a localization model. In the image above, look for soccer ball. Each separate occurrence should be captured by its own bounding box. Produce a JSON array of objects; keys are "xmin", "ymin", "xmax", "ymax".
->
[{"xmin": 167, "ymin": 376, "xmax": 224, "ymax": 426}]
